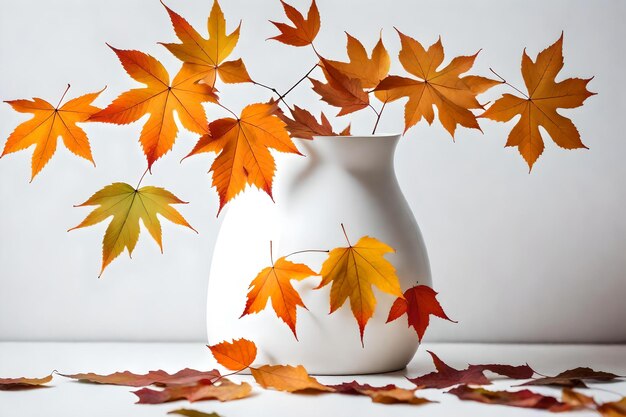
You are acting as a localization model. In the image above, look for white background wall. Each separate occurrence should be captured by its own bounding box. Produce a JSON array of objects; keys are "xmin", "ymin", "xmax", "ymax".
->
[{"xmin": 1, "ymin": 0, "xmax": 624, "ymax": 343}]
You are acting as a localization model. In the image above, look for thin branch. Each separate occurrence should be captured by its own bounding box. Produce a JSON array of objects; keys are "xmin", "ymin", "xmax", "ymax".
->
[
  {"xmin": 135, "ymin": 167, "xmax": 149, "ymax": 190},
  {"xmin": 372, "ymin": 101, "xmax": 387, "ymax": 134},
  {"xmin": 489, "ymin": 68, "xmax": 529, "ymax": 99},
  {"xmin": 55, "ymin": 84, "xmax": 71, "ymax": 109},
  {"xmin": 279, "ymin": 63, "xmax": 318, "ymax": 100}
]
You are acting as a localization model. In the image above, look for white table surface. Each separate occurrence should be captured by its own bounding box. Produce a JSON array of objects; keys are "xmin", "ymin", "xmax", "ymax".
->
[{"xmin": 1, "ymin": 342, "xmax": 625, "ymax": 417}]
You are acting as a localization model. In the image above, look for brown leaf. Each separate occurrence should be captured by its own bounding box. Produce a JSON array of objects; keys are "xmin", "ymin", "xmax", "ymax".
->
[
  {"xmin": 168, "ymin": 410, "xmax": 222, "ymax": 417},
  {"xmin": 0, "ymin": 374, "xmax": 53, "ymax": 390},
  {"xmin": 208, "ymin": 338, "xmax": 257, "ymax": 371},
  {"xmin": 521, "ymin": 367, "xmax": 620, "ymax": 388},
  {"xmin": 60, "ymin": 368, "xmax": 220, "ymax": 387},
  {"xmin": 330, "ymin": 381, "xmax": 433, "ymax": 405},
  {"xmin": 134, "ymin": 379, "xmax": 251, "ymax": 404},
  {"xmin": 448, "ymin": 385, "xmax": 572, "ymax": 412},
  {"xmin": 310, "ymin": 58, "xmax": 370, "ymax": 116},
  {"xmin": 250, "ymin": 364, "xmax": 333, "ymax": 393},
  {"xmin": 598, "ymin": 397, "xmax": 626, "ymax": 417}
]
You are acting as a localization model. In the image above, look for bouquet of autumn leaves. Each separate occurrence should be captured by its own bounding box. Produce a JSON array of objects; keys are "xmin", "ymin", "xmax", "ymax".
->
[{"xmin": 2, "ymin": 1, "xmax": 593, "ymax": 283}]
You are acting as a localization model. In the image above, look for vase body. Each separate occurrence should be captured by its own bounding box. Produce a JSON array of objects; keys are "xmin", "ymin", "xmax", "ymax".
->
[{"xmin": 206, "ymin": 134, "xmax": 431, "ymax": 374}]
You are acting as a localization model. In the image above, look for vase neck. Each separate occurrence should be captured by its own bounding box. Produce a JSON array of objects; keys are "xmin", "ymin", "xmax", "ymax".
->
[{"xmin": 295, "ymin": 134, "xmax": 400, "ymax": 171}]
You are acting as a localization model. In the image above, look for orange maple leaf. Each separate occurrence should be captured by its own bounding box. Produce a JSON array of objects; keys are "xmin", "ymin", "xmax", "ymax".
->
[
  {"xmin": 375, "ymin": 30, "xmax": 499, "ymax": 136},
  {"xmin": 274, "ymin": 104, "xmax": 350, "ymax": 139},
  {"xmin": 270, "ymin": 0, "xmax": 320, "ymax": 47},
  {"xmin": 90, "ymin": 46, "xmax": 217, "ymax": 170},
  {"xmin": 316, "ymin": 225, "xmax": 403, "ymax": 344},
  {"xmin": 310, "ymin": 57, "xmax": 370, "ymax": 116},
  {"xmin": 2, "ymin": 85, "xmax": 103, "ymax": 180},
  {"xmin": 185, "ymin": 102, "xmax": 299, "ymax": 214},
  {"xmin": 250, "ymin": 364, "xmax": 333, "ymax": 393},
  {"xmin": 160, "ymin": 0, "xmax": 252, "ymax": 87},
  {"xmin": 241, "ymin": 255, "xmax": 317, "ymax": 339},
  {"xmin": 480, "ymin": 34, "xmax": 595, "ymax": 170},
  {"xmin": 208, "ymin": 338, "xmax": 257, "ymax": 371},
  {"xmin": 386, "ymin": 285, "xmax": 456, "ymax": 342}
]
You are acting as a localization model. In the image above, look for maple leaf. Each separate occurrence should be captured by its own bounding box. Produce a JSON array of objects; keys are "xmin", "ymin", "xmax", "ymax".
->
[
  {"xmin": 270, "ymin": 0, "xmax": 320, "ymax": 47},
  {"xmin": 480, "ymin": 34, "xmax": 595, "ymax": 170},
  {"xmin": 375, "ymin": 30, "xmax": 499, "ymax": 136},
  {"xmin": 599, "ymin": 397, "xmax": 626, "ymax": 417},
  {"xmin": 315, "ymin": 225, "xmax": 403, "ymax": 344},
  {"xmin": 408, "ymin": 351, "xmax": 534, "ymax": 389},
  {"xmin": 60, "ymin": 368, "xmax": 220, "ymax": 387},
  {"xmin": 160, "ymin": 1, "xmax": 252, "ymax": 87},
  {"xmin": 241, "ymin": 255, "xmax": 317, "ymax": 339},
  {"xmin": 169, "ymin": 410, "xmax": 221, "ymax": 417},
  {"xmin": 275, "ymin": 105, "xmax": 332, "ymax": 139},
  {"xmin": 69, "ymin": 182, "xmax": 196, "ymax": 276},
  {"xmin": 310, "ymin": 58, "xmax": 370, "ymax": 116},
  {"xmin": 208, "ymin": 338, "xmax": 257, "ymax": 371},
  {"xmin": 386, "ymin": 285, "xmax": 456, "ymax": 342},
  {"xmin": 521, "ymin": 367, "xmax": 620, "ymax": 388},
  {"xmin": 90, "ymin": 46, "xmax": 217, "ymax": 169},
  {"xmin": 330, "ymin": 381, "xmax": 433, "ymax": 405},
  {"xmin": 2, "ymin": 86, "xmax": 103, "ymax": 180},
  {"xmin": 327, "ymin": 33, "xmax": 390, "ymax": 102},
  {"xmin": 134, "ymin": 379, "xmax": 251, "ymax": 404},
  {"xmin": 250, "ymin": 364, "xmax": 333, "ymax": 393},
  {"xmin": 185, "ymin": 102, "xmax": 299, "ymax": 214},
  {"xmin": 0, "ymin": 374, "xmax": 53, "ymax": 390},
  {"xmin": 448, "ymin": 385, "xmax": 572, "ymax": 412}
]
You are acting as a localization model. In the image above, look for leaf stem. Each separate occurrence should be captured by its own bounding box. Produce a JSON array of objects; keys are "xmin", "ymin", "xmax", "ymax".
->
[
  {"xmin": 269, "ymin": 241, "xmax": 274, "ymax": 266},
  {"xmin": 135, "ymin": 167, "xmax": 149, "ymax": 190},
  {"xmin": 340, "ymin": 223, "xmax": 351, "ymax": 247},
  {"xmin": 372, "ymin": 101, "xmax": 387, "ymax": 134},
  {"xmin": 55, "ymin": 84, "xmax": 71, "ymax": 109},
  {"xmin": 283, "ymin": 249, "xmax": 330, "ymax": 259},
  {"xmin": 489, "ymin": 68, "xmax": 529, "ymax": 99},
  {"xmin": 208, "ymin": 367, "xmax": 250, "ymax": 385},
  {"xmin": 216, "ymin": 102, "xmax": 239, "ymax": 120}
]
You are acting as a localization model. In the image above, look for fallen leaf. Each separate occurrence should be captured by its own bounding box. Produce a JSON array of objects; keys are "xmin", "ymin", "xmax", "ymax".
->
[
  {"xmin": 270, "ymin": 0, "xmax": 320, "ymax": 47},
  {"xmin": 134, "ymin": 379, "xmax": 251, "ymax": 404},
  {"xmin": 69, "ymin": 183, "xmax": 195, "ymax": 276},
  {"xmin": 330, "ymin": 381, "xmax": 433, "ymax": 405},
  {"xmin": 480, "ymin": 34, "xmax": 595, "ymax": 170},
  {"xmin": 521, "ymin": 367, "xmax": 620, "ymax": 388},
  {"xmin": 2, "ymin": 86, "xmax": 103, "ymax": 180},
  {"xmin": 185, "ymin": 102, "xmax": 299, "ymax": 214},
  {"xmin": 60, "ymin": 368, "xmax": 220, "ymax": 387},
  {"xmin": 241, "ymin": 256, "xmax": 317, "ymax": 339},
  {"xmin": 0, "ymin": 374, "xmax": 52, "ymax": 390},
  {"xmin": 310, "ymin": 58, "xmax": 370, "ymax": 116},
  {"xmin": 598, "ymin": 397, "xmax": 626, "ymax": 417},
  {"xmin": 375, "ymin": 31, "xmax": 498, "ymax": 136},
  {"xmin": 208, "ymin": 338, "xmax": 257, "ymax": 371},
  {"xmin": 448, "ymin": 385, "xmax": 572, "ymax": 412},
  {"xmin": 316, "ymin": 227, "xmax": 403, "ymax": 344},
  {"xmin": 386, "ymin": 284, "xmax": 456, "ymax": 342},
  {"xmin": 250, "ymin": 364, "xmax": 333, "ymax": 393},
  {"xmin": 161, "ymin": 1, "xmax": 251, "ymax": 87},
  {"xmin": 408, "ymin": 351, "xmax": 534, "ymax": 389},
  {"xmin": 168, "ymin": 410, "xmax": 221, "ymax": 417},
  {"xmin": 90, "ymin": 46, "xmax": 217, "ymax": 169},
  {"xmin": 562, "ymin": 388, "xmax": 596, "ymax": 408},
  {"xmin": 327, "ymin": 33, "xmax": 390, "ymax": 102}
]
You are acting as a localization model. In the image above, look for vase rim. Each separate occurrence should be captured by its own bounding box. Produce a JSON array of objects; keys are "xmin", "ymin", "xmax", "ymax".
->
[{"xmin": 307, "ymin": 132, "xmax": 401, "ymax": 140}]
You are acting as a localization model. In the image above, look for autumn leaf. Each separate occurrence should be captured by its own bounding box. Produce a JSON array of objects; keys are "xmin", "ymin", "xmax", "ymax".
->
[
  {"xmin": 521, "ymin": 367, "xmax": 620, "ymax": 388},
  {"xmin": 327, "ymin": 33, "xmax": 390, "ymax": 102},
  {"xmin": 208, "ymin": 338, "xmax": 257, "ymax": 371},
  {"xmin": 169, "ymin": 410, "xmax": 221, "ymax": 417},
  {"xmin": 408, "ymin": 350, "xmax": 534, "ymax": 389},
  {"xmin": 241, "ymin": 255, "xmax": 317, "ymax": 339},
  {"xmin": 599, "ymin": 397, "xmax": 626, "ymax": 417},
  {"xmin": 90, "ymin": 46, "xmax": 217, "ymax": 169},
  {"xmin": 270, "ymin": 0, "xmax": 320, "ymax": 47},
  {"xmin": 562, "ymin": 388, "xmax": 597, "ymax": 408},
  {"xmin": 60, "ymin": 368, "xmax": 220, "ymax": 387},
  {"xmin": 480, "ymin": 34, "xmax": 595, "ymax": 170},
  {"xmin": 161, "ymin": 1, "xmax": 252, "ymax": 87},
  {"xmin": 134, "ymin": 379, "xmax": 251, "ymax": 404},
  {"xmin": 448, "ymin": 385, "xmax": 572, "ymax": 412},
  {"xmin": 316, "ymin": 225, "xmax": 403, "ymax": 344},
  {"xmin": 275, "ymin": 105, "xmax": 336, "ymax": 139},
  {"xmin": 310, "ymin": 58, "xmax": 370, "ymax": 116},
  {"xmin": 330, "ymin": 381, "xmax": 433, "ymax": 405},
  {"xmin": 375, "ymin": 30, "xmax": 499, "ymax": 136},
  {"xmin": 69, "ymin": 182, "xmax": 196, "ymax": 276},
  {"xmin": 2, "ymin": 85, "xmax": 103, "ymax": 180},
  {"xmin": 185, "ymin": 102, "xmax": 299, "ymax": 214},
  {"xmin": 0, "ymin": 374, "xmax": 52, "ymax": 390},
  {"xmin": 250, "ymin": 364, "xmax": 333, "ymax": 393},
  {"xmin": 386, "ymin": 284, "xmax": 456, "ymax": 342}
]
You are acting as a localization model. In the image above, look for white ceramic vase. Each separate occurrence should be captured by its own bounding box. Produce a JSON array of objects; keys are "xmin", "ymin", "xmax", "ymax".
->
[{"xmin": 206, "ymin": 134, "xmax": 432, "ymax": 374}]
